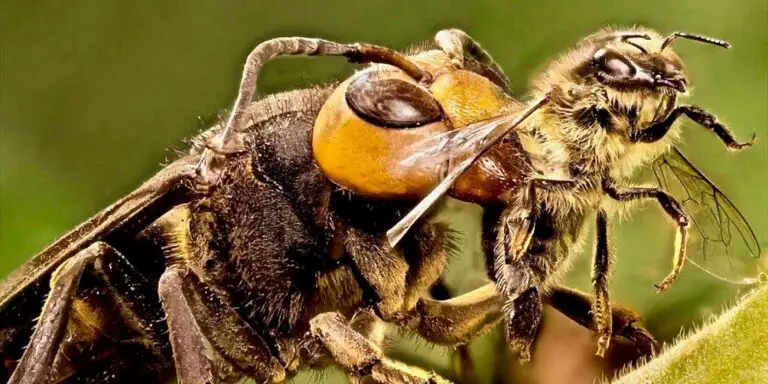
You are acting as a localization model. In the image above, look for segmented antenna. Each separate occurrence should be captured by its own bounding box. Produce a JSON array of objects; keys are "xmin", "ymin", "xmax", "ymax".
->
[
  {"xmin": 616, "ymin": 33, "xmax": 652, "ymax": 54},
  {"xmin": 661, "ymin": 32, "xmax": 731, "ymax": 51}
]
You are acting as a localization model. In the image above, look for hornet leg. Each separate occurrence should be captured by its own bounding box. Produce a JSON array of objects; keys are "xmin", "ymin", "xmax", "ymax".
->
[
  {"xmin": 158, "ymin": 267, "xmax": 284, "ymax": 384},
  {"xmin": 198, "ymin": 37, "xmax": 430, "ymax": 186},
  {"xmin": 413, "ymin": 283, "xmax": 504, "ymax": 345},
  {"xmin": 310, "ymin": 312, "xmax": 450, "ymax": 384},
  {"xmin": 434, "ymin": 29, "xmax": 511, "ymax": 92},
  {"xmin": 10, "ymin": 242, "xmax": 168, "ymax": 383},
  {"xmin": 8, "ymin": 244, "xmax": 98, "ymax": 384}
]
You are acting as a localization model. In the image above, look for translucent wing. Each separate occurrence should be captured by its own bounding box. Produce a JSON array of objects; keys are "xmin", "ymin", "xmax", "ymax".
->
[
  {"xmin": 399, "ymin": 113, "xmax": 517, "ymax": 169},
  {"xmin": 651, "ymin": 147, "xmax": 765, "ymax": 284},
  {"xmin": 388, "ymin": 95, "xmax": 550, "ymax": 246}
]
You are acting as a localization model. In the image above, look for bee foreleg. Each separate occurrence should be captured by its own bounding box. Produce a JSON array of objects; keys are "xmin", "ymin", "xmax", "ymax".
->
[
  {"xmin": 309, "ymin": 312, "xmax": 451, "ymax": 384},
  {"xmin": 591, "ymin": 210, "xmax": 613, "ymax": 357},
  {"xmin": 630, "ymin": 105, "xmax": 755, "ymax": 149},
  {"xmin": 9, "ymin": 242, "xmax": 108, "ymax": 384},
  {"xmin": 603, "ymin": 179, "xmax": 689, "ymax": 292},
  {"xmin": 434, "ymin": 29, "xmax": 511, "ymax": 91},
  {"xmin": 157, "ymin": 267, "xmax": 285, "ymax": 384},
  {"xmin": 542, "ymin": 286, "xmax": 657, "ymax": 357}
]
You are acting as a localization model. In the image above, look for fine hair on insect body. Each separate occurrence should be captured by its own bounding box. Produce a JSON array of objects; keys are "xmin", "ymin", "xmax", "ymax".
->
[{"xmin": 0, "ymin": 25, "xmax": 761, "ymax": 384}]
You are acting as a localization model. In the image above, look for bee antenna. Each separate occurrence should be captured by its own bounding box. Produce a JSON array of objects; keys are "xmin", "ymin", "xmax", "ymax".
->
[
  {"xmin": 617, "ymin": 33, "xmax": 651, "ymax": 54},
  {"xmin": 661, "ymin": 32, "xmax": 731, "ymax": 51}
]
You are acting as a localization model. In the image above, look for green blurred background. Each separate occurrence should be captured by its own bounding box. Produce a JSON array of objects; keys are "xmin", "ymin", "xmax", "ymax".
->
[{"xmin": 1, "ymin": 0, "xmax": 766, "ymax": 383}]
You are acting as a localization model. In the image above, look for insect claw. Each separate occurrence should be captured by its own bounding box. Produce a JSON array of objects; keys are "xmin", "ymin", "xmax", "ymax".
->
[
  {"xmin": 595, "ymin": 334, "xmax": 610, "ymax": 358},
  {"xmin": 729, "ymin": 132, "xmax": 757, "ymax": 150},
  {"xmin": 654, "ymin": 277, "xmax": 675, "ymax": 293},
  {"xmin": 625, "ymin": 325, "xmax": 658, "ymax": 357},
  {"xmin": 515, "ymin": 343, "xmax": 532, "ymax": 363}
]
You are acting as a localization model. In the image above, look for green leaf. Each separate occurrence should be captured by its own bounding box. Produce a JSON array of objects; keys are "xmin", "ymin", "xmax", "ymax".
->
[{"xmin": 614, "ymin": 284, "xmax": 768, "ymax": 384}]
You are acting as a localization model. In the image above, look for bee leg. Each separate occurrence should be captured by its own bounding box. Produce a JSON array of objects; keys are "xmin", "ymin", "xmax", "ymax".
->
[
  {"xmin": 434, "ymin": 29, "xmax": 511, "ymax": 92},
  {"xmin": 484, "ymin": 185, "xmax": 549, "ymax": 362},
  {"xmin": 9, "ymin": 242, "xmax": 112, "ymax": 384},
  {"xmin": 603, "ymin": 180, "xmax": 690, "ymax": 292},
  {"xmin": 504, "ymin": 286, "xmax": 542, "ymax": 362},
  {"xmin": 490, "ymin": 178, "xmax": 582, "ymax": 361},
  {"xmin": 198, "ymin": 37, "xmax": 429, "ymax": 186},
  {"xmin": 591, "ymin": 210, "xmax": 613, "ymax": 357},
  {"xmin": 309, "ymin": 312, "xmax": 451, "ymax": 384},
  {"xmin": 157, "ymin": 267, "xmax": 285, "ymax": 384},
  {"xmin": 492, "ymin": 214, "xmax": 542, "ymax": 362},
  {"xmin": 542, "ymin": 286, "xmax": 657, "ymax": 357},
  {"xmin": 630, "ymin": 104, "xmax": 755, "ymax": 149}
]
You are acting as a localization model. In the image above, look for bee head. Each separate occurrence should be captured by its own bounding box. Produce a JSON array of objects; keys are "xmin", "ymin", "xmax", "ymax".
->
[
  {"xmin": 534, "ymin": 27, "xmax": 730, "ymax": 98},
  {"xmin": 529, "ymin": 28, "xmax": 731, "ymax": 173}
]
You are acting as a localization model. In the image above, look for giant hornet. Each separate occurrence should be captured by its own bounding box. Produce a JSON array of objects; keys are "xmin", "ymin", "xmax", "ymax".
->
[{"xmin": 0, "ymin": 27, "xmax": 762, "ymax": 383}]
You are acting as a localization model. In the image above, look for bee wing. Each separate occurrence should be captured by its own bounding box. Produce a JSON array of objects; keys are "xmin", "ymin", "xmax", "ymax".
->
[
  {"xmin": 0, "ymin": 156, "xmax": 198, "ymax": 310},
  {"xmin": 388, "ymin": 94, "xmax": 550, "ymax": 246},
  {"xmin": 398, "ymin": 113, "xmax": 517, "ymax": 169},
  {"xmin": 652, "ymin": 147, "xmax": 765, "ymax": 284}
]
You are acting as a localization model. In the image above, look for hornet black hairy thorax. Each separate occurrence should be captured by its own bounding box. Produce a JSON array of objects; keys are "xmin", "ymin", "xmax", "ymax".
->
[{"xmin": 0, "ymin": 27, "xmax": 761, "ymax": 383}]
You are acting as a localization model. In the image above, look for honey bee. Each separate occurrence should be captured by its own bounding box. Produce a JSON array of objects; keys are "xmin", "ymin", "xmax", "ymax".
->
[
  {"xmin": 0, "ymin": 26, "xmax": 761, "ymax": 384},
  {"xmin": 388, "ymin": 27, "xmax": 762, "ymax": 359}
]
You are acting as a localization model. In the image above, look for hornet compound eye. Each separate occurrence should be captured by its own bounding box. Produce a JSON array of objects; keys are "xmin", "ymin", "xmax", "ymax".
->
[{"xmin": 346, "ymin": 72, "xmax": 443, "ymax": 128}]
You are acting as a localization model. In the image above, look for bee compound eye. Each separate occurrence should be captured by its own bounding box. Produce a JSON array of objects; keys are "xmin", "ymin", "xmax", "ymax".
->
[
  {"xmin": 604, "ymin": 57, "xmax": 634, "ymax": 76},
  {"xmin": 346, "ymin": 72, "xmax": 443, "ymax": 128},
  {"xmin": 594, "ymin": 49, "xmax": 636, "ymax": 77}
]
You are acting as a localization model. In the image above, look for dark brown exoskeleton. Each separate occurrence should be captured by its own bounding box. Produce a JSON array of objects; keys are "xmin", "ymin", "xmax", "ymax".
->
[{"xmin": 0, "ymin": 27, "xmax": 760, "ymax": 384}]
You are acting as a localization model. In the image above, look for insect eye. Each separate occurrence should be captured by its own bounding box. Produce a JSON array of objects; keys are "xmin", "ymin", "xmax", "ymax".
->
[
  {"xmin": 346, "ymin": 72, "xmax": 443, "ymax": 128},
  {"xmin": 593, "ymin": 48, "xmax": 636, "ymax": 77}
]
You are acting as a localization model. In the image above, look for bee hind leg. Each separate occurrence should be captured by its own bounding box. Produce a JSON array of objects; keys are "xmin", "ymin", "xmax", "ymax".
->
[
  {"xmin": 157, "ymin": 267, "xmax": 285, "ymax": 384},
  {"xmin": 589, "ymin": 210, "xmax": 614, "ymax": 357},
  {"xmin": 309, "ymin": 312, "xmax": 451, "ymax": 384},
  {"xmin": 542, "ymin": 286, "xmax": 657, "ymax": 357}
]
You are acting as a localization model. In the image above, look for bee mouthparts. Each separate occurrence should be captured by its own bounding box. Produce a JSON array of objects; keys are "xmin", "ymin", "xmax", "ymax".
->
[{"xmin": 654, "ymin": 76, "xmax": 687, "ymax": 93}]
